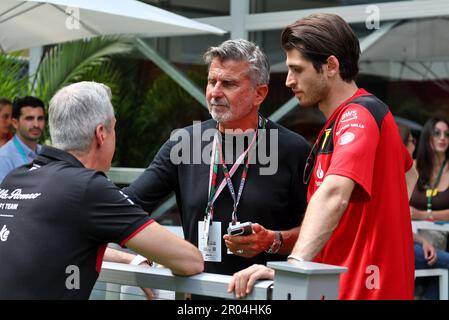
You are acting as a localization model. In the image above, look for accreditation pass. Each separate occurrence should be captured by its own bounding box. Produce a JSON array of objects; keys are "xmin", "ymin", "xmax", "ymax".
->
[{"xmin": 198, "ymin": 220, "xmax": 221, "ymax": 262}]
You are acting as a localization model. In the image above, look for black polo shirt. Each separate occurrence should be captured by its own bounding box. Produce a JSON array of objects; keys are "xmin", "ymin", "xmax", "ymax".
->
[
  {"xmin": 124, "ymin": 118, "xmax": 310, "ymax": 276},
  {"xmin": 0, "ymin": 146, "xmax": 152, "ymax": 299}
]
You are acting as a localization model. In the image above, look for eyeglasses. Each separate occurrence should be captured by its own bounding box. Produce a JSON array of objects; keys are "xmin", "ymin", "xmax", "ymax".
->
[
  {"xmin": 432, "ymin": 130, "xmax": 449, "ymax": 139},
  {"xmin": 303, "ymin": 142, "xmax": 319, "ymax": 185}
]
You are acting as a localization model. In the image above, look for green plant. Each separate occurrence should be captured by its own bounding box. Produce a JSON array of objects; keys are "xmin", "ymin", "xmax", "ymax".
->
[
  {"xmin": 33, "ymin": 36, "xmax": 133, "ymax": 104},
  {"xmin": 0, "ymin": 54, "xmax": 28, "ymax": 98},
  {"xmin": 113, "ymin": 65, "xmax": 208, "ymax": 167},
  {"xmin": 0, "ymin": 37, "xmax": 210, "ymax": 168}
]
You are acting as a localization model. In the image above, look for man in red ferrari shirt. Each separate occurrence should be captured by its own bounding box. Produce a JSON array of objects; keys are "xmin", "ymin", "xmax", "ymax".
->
[{"xmin": 228, "ymin": 13, "xmax": 418, "ymax": 300}]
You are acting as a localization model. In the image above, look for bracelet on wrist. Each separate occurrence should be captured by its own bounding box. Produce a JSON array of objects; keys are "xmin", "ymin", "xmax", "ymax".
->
[
  {"xmin": 265, "ymin": 231, "xmax": 283, "ymax": 254},
  {"xmin": 287, "ymin": 254, "xmax": 305, "ymax": 262}
]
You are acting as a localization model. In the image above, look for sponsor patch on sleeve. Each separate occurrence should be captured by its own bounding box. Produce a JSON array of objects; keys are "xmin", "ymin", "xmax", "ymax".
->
[{"xmin": 338, "ymin": 132, "xmax": 355, "ymax": 145}]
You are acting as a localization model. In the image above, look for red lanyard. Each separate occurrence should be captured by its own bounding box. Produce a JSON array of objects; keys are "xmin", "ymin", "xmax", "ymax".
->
[{"xmin": 205, "ymin": 115, "xmax": 266, "ymax": 224}]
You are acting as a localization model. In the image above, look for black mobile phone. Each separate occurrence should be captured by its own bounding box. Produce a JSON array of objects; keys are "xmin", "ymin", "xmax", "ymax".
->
[{"xmin": 227, "ymin": 222, "xmax": 253, "ymax": 236}]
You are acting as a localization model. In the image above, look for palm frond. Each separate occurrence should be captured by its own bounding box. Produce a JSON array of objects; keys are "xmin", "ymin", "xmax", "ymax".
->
[
  {"xmin": 0, "ymin": 53, "xmax": 28, "ymax": 98},
  {"xmin": 34, "ymin": 36, "xmax": 133, "ymax": 102}
]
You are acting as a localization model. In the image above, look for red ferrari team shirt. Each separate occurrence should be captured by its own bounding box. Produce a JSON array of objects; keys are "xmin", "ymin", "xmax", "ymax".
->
[{"xmin": 308, "ymin": 88, "xmax": 414, "ymax": 300}]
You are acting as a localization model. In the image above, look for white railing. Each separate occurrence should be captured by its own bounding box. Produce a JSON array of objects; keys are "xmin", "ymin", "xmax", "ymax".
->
[
  {"xmin": 107, "ymin": 167, "xmax": 145, "ymax": 185},
  {"xmin": 96, "ymin": 260, "xmax": 347, "ymax": 300},
  {"xmin": 412, "ymin": 220, "xmax": 449, "ymax": 300},
  {"xmin": 412, "ymin": 220, "xmax": 449, "ymax": 233}
]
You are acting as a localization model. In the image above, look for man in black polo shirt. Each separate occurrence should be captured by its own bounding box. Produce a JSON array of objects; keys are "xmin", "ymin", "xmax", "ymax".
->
[
  {"xmin": 0, "ymin": 81, "xmax": 203, "ymax": 299},
  {"xmin": 123, "ymin": 39, "xmax": 310, "ymax": 288}
]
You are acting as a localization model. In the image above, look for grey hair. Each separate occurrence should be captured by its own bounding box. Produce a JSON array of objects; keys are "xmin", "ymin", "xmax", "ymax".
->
[
  {"xmin": 203, "ymin": 39, "xmax": 270, "ymax": 86},
  {"xmin": 49, "ymin": 81, "xmax": 114, "ymax": 153}
]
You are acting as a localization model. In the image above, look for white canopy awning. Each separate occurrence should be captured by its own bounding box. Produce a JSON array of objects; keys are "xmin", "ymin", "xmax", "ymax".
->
[
  {"xmin": 360, "ymin": 17, "xmax": 449, "ymax": 84},
  {"xmin": 0, "ymin": 0, "xmax": 226, "ymax": 52}
]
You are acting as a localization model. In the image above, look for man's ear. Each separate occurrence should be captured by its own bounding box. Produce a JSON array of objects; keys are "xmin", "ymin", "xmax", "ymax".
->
[
  {"xmin": 11, "ymin": 118, "xmax": 19, "ymax": 130},
  {"xmin": 254, "ymin": 84, "xmax": 269, "ymax": 107},
  {"xmin": 94, "ymin": 124, "xmax": 106, "ymax": 146},
  {"xmin": 325, "ymin": 55, "xmax": 340, "ymax": 78}
]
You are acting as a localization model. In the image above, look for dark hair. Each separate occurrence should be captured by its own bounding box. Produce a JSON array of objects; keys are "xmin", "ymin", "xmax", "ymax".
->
[
  {"xmin": 416, "ymin": 117, "xmax": 449, "ymax": 190},
  {"xmin": 397, "ymin": 123, "xmax": 411, "ymax": 146},
  {"xmin": 0, "ymin": 97, "xmax": 12, "ymax": 108},
  {"xmin": 281, "ymin": 13, "xmax": 360, "ymax": 82},
  {"xmin": 12, "ymin": 96, "xmax": 45, "ymax": 119}
]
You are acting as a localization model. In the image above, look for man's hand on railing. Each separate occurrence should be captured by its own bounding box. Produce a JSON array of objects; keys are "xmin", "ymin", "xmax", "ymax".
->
[
  {"xmin": 104, "ymin": 248, "xmax": 156, "ymax": 300},
  {"xmin": 227, "ymin": 264, "xmax": 274, "ymax": 299}
]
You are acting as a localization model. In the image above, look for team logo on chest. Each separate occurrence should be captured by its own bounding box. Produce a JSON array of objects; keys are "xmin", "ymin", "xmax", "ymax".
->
[{"xmin": 0, "ymin": 225, "xmax": 10, "ymax": 242}]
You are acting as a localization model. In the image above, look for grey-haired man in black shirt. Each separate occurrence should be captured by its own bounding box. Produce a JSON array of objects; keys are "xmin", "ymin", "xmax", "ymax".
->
[{"xmin": 0, "ymin": 81, "xmax": 203, "ymax": 299}]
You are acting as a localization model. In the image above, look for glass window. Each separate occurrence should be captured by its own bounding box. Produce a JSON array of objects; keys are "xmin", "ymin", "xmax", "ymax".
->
[{"xmin": 250, "ymin": 0, "xmax": 409, "ymax": 13}]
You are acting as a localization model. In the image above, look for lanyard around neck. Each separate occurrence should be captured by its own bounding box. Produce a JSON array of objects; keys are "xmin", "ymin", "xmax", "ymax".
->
[
  {"xmin": 13, "ymin": 135, "xmax": 30, "ymax": 164},
  {"xmin": 205, "ymin": 115, "xmax": 266, "ymax": 223},
  {"xmin": 426, "ymin": 157, "xmax": 447, "ymax": 211}
]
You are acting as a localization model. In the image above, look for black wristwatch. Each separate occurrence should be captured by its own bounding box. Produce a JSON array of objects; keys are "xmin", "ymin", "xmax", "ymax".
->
[{"xmin": 265, "ymin": 231, "xmax": 283, "ymax": 254}]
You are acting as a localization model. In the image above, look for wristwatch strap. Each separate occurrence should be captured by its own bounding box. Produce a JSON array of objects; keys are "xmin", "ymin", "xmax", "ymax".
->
[{"xmin": 265, "ymin": 231, "xmax": 283, "ymax": 254}]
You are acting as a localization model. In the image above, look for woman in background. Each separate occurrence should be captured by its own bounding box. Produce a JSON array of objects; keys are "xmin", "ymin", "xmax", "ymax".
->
[
  {"xmin": 403, "ymin": 118, "xmax": 449, "ymax": 299},
  {"xmin": 410, "ymin": 118, "xmax": 449, "ymax": 224}
]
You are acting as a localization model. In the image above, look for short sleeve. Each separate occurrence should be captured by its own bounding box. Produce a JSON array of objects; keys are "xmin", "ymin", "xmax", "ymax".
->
[
  {"xmin": 402, "ymin": 143, "xmax": 413, "ymax": 172},
  {"xmin": 326, "ymin": 104, "xmax": 380, "ymax": 201},
  {"xmin": 84, "ymin": 173, "xmax": 153, "ymax": 246}
]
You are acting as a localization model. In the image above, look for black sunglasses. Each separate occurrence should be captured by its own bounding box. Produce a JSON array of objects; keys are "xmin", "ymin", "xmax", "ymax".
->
[
  {"xmin": 303, "ymin": 142, "xmax": 319, "ymax": 185},
  {"xmin": 432, "ymin": 129, "xmax": 449, "ymax": 139}
]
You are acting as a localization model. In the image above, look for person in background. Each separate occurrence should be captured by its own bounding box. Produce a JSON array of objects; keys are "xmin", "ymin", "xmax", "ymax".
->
[
  {"xmin": 408, "ymin": 118, "xmax": 449, "ymax": 299},
  {"xmin": 397, "ymin": 124, "xmax": 417, "ymax": 158},
  {"xmin": 410, "ymin": 117, "xmax": 449, "ymax": 222},
  {"xmin": 0, "ymin": 96, "xmax": 45, "ymax": 182},
  {"xmin": 0, "ymin": 98, "xmax": 13, "ymax": 147}
]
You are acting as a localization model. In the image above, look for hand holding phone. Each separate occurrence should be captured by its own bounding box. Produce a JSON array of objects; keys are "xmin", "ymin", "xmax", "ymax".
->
[{"xmin": 227, "ymin": 222, "xmax": 253, "ymax": 236}]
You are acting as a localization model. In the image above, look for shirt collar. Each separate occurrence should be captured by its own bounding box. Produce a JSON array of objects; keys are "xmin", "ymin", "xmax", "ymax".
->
[
  {"xmin": 14, "ymin": 134, "xmax": 40, "ymax": 159},
  {"xmin": 35, "ymin": 145, "xmax": 85, "ymax": 168},
  {"xmin": 324, "ymin": 88, "xmax": 369, "ymax": 128}
]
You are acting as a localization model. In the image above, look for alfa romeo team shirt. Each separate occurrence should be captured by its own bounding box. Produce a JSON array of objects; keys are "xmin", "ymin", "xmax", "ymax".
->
[
  {"xmin": 0, "ymin": 146, "xmax": 153, "ymax": 299},
  {"xmin": 309, "ymin": 88, "xmax": 414, "ymax": 300}
]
